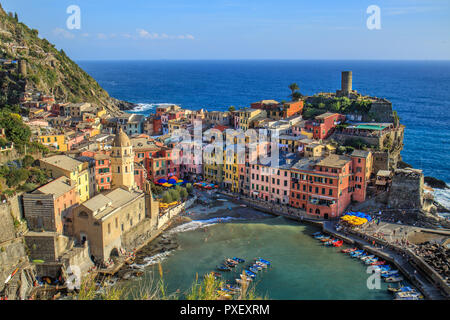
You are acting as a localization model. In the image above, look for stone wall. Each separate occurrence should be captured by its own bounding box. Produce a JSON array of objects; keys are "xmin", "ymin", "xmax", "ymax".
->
[
  {"xmin": 388, "ymin": 168, "xmax": 424, "ymax": 209},
  {"xmin": 24, "ymin": 233, "xmax": 59, "ymax": 262},
  {"xmin": 0, "ymin": 203, "xmax": 16, "ymax": 243},
  {"xmin": 369, "ymin": 101, "xmax": 394, "ymax": 123},
  {"xmin": 23, "ymin": 193, "xmax": 56, "ymax": 231},
  {"xmin": 0, "ymin": 239, "xmax": 28, "ymax": 293},
  {"xmin": 122, "ymin": 196, "xmax": 196, "ymax": 252}
]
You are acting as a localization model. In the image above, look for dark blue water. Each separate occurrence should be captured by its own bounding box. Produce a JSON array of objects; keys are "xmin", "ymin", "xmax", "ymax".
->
[{"xmin": 78, "ymin": 60, "xmax": 450, "ymax": 183}]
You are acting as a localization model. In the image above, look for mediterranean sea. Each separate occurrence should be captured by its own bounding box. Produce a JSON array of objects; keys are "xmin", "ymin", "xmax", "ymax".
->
[{"xmin": 78, "ymin": 60, "xmax": 450, "ymax": 188}]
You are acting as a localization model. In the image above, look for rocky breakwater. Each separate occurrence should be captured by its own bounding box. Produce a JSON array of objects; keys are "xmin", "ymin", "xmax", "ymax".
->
[
  {"xmin": 413, "ymin": 241, "xmax": 450, "ymax": 286},
  {"xmin": 116, "ymin": 234, "xmax": 181, "ymax": 281}
]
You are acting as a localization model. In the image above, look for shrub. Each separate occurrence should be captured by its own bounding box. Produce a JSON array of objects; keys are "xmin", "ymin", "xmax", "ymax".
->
[{"xmin": 162, "ymin": 192, "xmax": 172, "ymax": 203}]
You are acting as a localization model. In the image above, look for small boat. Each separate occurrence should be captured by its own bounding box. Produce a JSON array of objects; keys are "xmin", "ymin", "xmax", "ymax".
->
[
  {"xmin": 341, "ymin": 247, "xmax": 357, "ymax": 253},
  {"xmin": 249, "ymin": 267, "xmax": 259, "ymax": 273},
  {"xmin": 312, "ymin": 231, "xmax": 322, "ymax": 237},
  {"xmin": 226, "ymin": 284, "xmax": 241, "ymax": 292},
  {"xmin": 216, "ymin": 290, "xmax": 232, "ymax": 299},
  {"xmin": 395, "ymin": 291, "xmax": 423, "ymax": 300},
  {"xmin": 244, "ymin": 270, "xmax": 256, "ymax": 278},
  {"xmin": 385, "ymin": 275, "xmax": 404, "ymax": 283},
  {"xmin": 233, "ymin": 257, "xmax": 245, "ymax": 263},
  {"xmin": 333, "ymin": 240, "xmax": 343, "ymax": 247},
  {"xmin": 350, "ymin": 251, "xmax": 364, "ymax": 258},
  {"xmin": 320, "ymin": 237, "xmax": 331, "ymax": 242},
  {"xmin": 217, "ymin": 265, "xmax": 231, "ymax": 272},
  {"xmin": 365, "ymin": 258, "xmax": 378, "ymax": 265},
  {"xmin": 360, "ymin": 255, "xmax": 374, "ymax": 261},
  {"xmin": 387, "ymin": 284, "xmax": 402, "ymax": 293},
  {"xmin": 371, "ymin": 260, "xmax": 385, "ymax": 266},
  {"xmin": 226, "ymin": 258, "xmax": 239, "ymax": 265},
  {"xmin": 255, "ymin": 261, "xmax": 268, "ymax": 268},
  {"xmin": 381, "ymin": 270, "xmax": 400, "ymax": 277},
  {"xmin": 314, "ymin": 234, "xmax": 326, "ymax": 240},
  {"xmin": 323, "ymin": 239, "xmax": 337, "ymax": 246},
  {"xmin": 350, "ymin": 249, "xmax": 364, "ymax": 256},
  {"xmin": 256, "ymin": 258, "xmax": 271, "ymax": 266},
  {"xmin": 252, "ymin": 264, "xmax": 263, "ymax": 271},
  {"xmin": 211, "ymin": 272, "xmax": 222, "ymax": 278}
]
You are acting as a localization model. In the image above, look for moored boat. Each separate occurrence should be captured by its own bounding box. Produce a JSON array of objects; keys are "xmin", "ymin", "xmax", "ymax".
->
[
  {"xmin": 217, "ymin": 265, "xmax": 231, "ymax": 272},
  {"xmin": 255, "ymin": 261, "xmax": 268, "ymax": 268},
  {"xmin": 233, "ymin": 257, "xmax": 245, "ymax": 263},
  {"xmin": 333, "ymin": 240, "xmax": 343, "ymax": 247},
  {"xmin": 341, "ymin": 247, "xmax": 357, "ymax": 253},
  {"xmin": 385, "ymin": 275, "xmax": 404, "ymax": 283},
  {"xmin": 249, "ymin": 266, "xmax": 259, "ymax": 273},
  {"xmin": 252, "ymin": 264, "xmax": 262, "ymax": 271},
  {"xmin": 256, "ymin": 258, "xmax": 271, "ymax": 266}
]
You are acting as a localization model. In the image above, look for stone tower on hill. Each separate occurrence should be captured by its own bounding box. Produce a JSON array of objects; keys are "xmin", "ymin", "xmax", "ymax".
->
[{"xmin": 111, "ymin": 129, "xmax": 135, "ymax": 189}]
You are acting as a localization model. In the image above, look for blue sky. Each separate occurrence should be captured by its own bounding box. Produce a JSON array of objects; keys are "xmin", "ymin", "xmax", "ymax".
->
[{"xmin": 1, "ymin": 0, "xmax": 449, "ymax": 60}]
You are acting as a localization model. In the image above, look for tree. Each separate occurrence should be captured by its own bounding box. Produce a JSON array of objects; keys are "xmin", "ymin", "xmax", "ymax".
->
[
  {"xmin": 228, "ymin": 106, "xmax": 236, "ymax": 112},
  {"xmin": 291, "ymin": 91, "xmax": 302, "ymax": 101},
  {"xmin": 169, "ymin": 189, "xmax": 180, "ymax": 202},
  {"xmin": 179, "ymin": 188, "xmax": 188, "ymax": 200},
  {"xmin": 186, "ymin": 183, "xmax": 193, "ymax": 194},
  {"xmin": 162, "ymin": 192, "xmax": 173, "ymax": 204},
  {"xmin": 0, "ymin": 111, "xmax": 31, "ymax": 148},
  {"xmin": 288, "ymin": 83, "xmax": 299, "ymax": 95},
  {"xmin": 22, "ymin": 155, "xmax": 34, "ymax": 168}
]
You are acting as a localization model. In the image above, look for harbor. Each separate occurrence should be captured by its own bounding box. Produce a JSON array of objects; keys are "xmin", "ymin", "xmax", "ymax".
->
[{"xmin": 115, "ymin": 194, "xmax": 393, "ymax": 300}]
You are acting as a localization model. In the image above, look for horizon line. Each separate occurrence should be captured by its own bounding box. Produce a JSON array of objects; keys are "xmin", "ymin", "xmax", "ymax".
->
[{"xmin": 75, "ymin": 58, "xmax": 450, "ymax": 62}]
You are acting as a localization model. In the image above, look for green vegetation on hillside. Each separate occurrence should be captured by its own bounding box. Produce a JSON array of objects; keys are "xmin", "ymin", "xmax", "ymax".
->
[
  {"xmin": 0, "ymin": 4, "xmax": 128, "ymax": 112},
  {"xmin": 303, "ymin": 96, "xmax": 372, "ymax": 119}
]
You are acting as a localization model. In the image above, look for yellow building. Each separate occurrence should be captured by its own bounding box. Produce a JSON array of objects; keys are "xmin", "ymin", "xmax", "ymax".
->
[
  {"xmin": 203, "ymin": 148, "xmax": 223, "ymax": 185},
  {"xmin": 39, "ymin": 155, "xmax": 91, "ymax": 203},
  {"xmin": 223, "ymin": 145, "xmax": 240, "ymax": 193},
  {"xmin": 111, "ymin": 129, "xmax": 136, "ymax": 189},
  {"xmin": 237, "ymin": 108, "xmax": 267, "ymax": 131},
  {"xmin": 39, "ymin": 134, "xmax": 68, "ymax": 152}
]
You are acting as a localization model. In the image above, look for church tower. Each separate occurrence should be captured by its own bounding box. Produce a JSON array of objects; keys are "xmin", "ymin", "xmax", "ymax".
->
[{"xmin": 111, "ymin": 129, "xmax": 135, "ymax": 189}]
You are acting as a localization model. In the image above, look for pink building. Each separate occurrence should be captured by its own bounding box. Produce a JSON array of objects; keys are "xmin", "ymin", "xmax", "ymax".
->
[{"xmin": 249, "ymin": 154, "xmax": 295, "ymax": 204}]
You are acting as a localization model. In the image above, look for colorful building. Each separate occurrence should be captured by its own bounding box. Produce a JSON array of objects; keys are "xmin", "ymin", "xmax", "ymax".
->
[
  {"xmin": 289, "ymin": 155, "xmax": 353, "ymax": 219},
  {"xmin": 39, "ymin": 134, "xmax": 68, "ymax": 152},
  {"xmin": 39, "ymin": 155, "xmax": 91, "ymax": 203},
  {"xmin": 23, "ymin": 176, "xmax": 80, "ymax": 234},
  {"xmin": 305, "ymin": 112, "xmax": 345, "ymax": 140},
  {"xmin": 350, "ymin": 150, "xmax": 373, "ymax": 203}
]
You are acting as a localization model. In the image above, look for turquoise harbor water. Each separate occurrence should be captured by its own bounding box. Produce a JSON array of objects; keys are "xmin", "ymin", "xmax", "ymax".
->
[{"xmin": 121, "ymin": 201, "xmax": 392, "ymax": 300}]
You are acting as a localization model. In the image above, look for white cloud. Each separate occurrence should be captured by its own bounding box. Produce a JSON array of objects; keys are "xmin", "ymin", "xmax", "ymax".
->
[
  {"xmin": 136, "ymin": 28, "xmax": 195, "ymax": 40},
  {"xmin": 52, "ymin": 28, "xmax": 75, "ymax": 39}
]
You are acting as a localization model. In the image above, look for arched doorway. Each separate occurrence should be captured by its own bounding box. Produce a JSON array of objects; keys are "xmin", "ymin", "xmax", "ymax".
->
[
  {"xmin": 324, "ymin": 213, "xmax": 329, "ymax": 220},
  {"xmin": 110, "ymin": 248, "xmax": 120, "ymax": 259}
]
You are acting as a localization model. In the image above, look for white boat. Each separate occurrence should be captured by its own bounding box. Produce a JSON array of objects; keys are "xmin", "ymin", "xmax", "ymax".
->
[
  {"xmin": 395, "ymin": 291, "xmax": 423, "ymax": 300},
  {"xmin": 255, "ymin": 261, "xmax": 268, "ymax": 268},
  {"xmin": 360, "ymin": 255, "xmax": 375, "ymax": 261}
]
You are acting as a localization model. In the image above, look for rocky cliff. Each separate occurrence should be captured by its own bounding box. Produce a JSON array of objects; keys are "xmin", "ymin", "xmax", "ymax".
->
[{"xmin": 0, "ymin": 4, "xmax": 134, "ymax": 114}]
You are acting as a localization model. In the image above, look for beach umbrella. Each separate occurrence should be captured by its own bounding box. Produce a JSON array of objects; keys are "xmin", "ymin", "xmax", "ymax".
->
[
  {"xmin": 157, "ymin": 178, "xmax": 167, "ymax": 184},
  {"xmin": 168, "ymin": 178, "xmax": 177, "ymax": 184}
]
